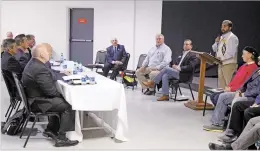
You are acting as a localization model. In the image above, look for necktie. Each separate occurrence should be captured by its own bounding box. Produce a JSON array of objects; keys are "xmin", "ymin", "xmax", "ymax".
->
[
  {"xmin": 113, "ymin": 47, "xmax": 117, "ymax": 59},
  {"xmin": 221, "ymin": 39, "xmax": 226, "ymax": 55}
]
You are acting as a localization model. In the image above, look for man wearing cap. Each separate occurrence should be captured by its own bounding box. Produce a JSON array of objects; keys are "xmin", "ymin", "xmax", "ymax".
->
[
  {"xmin": 212, "ymin": 20, "xmax": 239, "ymax": 89},
  {"xmin": 210, "ymin": 46, "xmax": 259, "ymax": 106},
  {"xmin": 203, "ymin": 47, "xmax": 260, "ymax": 132},
  {"xmin": 102, "ymin": 38, "xmax": 127, "ymax": 80}
]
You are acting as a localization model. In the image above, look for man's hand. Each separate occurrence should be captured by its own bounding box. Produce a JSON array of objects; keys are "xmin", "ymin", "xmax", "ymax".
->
[
  {"xmin": 172, "ymin": 64, "xmax": 180, "ymax": 71},
  {"xmin": 139, "ymin": 66, "xmax": 146, "ymax": 72},
  {"xmin": 215, "ymin": 36, "xmax": 220, "ymax": 43},
  {"xmin": 117, "ymin": 61, "xmax": 123, "ymax": 65},
  {"xmin": 224, "ymin": 87, "xmax": 231, "ymax": 92},
  {"xmin": 251, "ymin": 103, "xmax": 259, "ymax": 108},
  {"xmin": 235, "ymin": 91, "xmax": 242, "ymax": 98}
]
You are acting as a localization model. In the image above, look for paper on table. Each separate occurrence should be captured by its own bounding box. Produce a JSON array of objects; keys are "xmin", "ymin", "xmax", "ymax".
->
[{"xmin": 62, "ymin": 75, "xmax": 83, "ymax": 81}]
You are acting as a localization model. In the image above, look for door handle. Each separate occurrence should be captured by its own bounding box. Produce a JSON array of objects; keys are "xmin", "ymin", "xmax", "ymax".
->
[{"xmin": 70, "ymin": 39, "xmax": 93, "ymax": 42}]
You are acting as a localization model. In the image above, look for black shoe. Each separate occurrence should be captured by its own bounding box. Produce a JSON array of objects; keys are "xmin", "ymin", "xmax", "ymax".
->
[
  {"xmin": 208, "ymin": 142, "xmax": 232, "ymax": 150},
  {"xmin": 55, "ymin": 137, "xmax": 79, "ymax": 147},
  {"xmin": 143, "ymin": 89, "xmax": 149, "ymax": 94},
  {"xmin": 43, "ymin": 130, "xmax": 58, "ymax": 140},
  {"xmin": 145, "ymin": 90, "xmax": 155, "ymax": 95}
]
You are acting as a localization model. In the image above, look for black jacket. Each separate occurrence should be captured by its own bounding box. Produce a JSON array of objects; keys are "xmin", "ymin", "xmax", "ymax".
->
[
  {"xmin": 1, "ymin": 51, "xmax": 23, "ymax": 74},
  {"xmin": 170, "ymin": 51, "xmax": 199, "ymax": 82},
  {"xmin": 22, "ymin": 58, "xmax": 61, "ymax": 110}
]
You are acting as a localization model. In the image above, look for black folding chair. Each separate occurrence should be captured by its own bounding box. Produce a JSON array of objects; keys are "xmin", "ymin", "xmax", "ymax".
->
[
  {"xmin": 1, "ymin": 70, "xmax": 22, "ymax": 122},
  {"xmin": 12, "ymin": 73, "xmax": 60, "ymax": 148},
  {"xmin": 85, "ymin": 50, "xmax": 107, "ymax": 73},
  {"xmin": 112, "ymin": 53, "xmax": 131, "ymax": 81},
  {"xmin": 123, "ymin": 54, "xmax": 147, "ymax": 90},
  {"xmin": 168, "ymin": 71, "xmax": 195, "ymax": 101}
]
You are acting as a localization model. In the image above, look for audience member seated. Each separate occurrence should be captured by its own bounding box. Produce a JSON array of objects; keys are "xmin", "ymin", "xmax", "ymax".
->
[
  {"xmin": 102, "ymin": 38, "xmax": 127, "ymax": 80},
  {"xmin": 203, "ymin": 66, "xmax": 260, "ymax": 132},
  {"xmin": 1, "ymin": 39, "xmax": 23, "ymax": 75},
  {"xmin": 142, "ymin": 39, "xmax": 198, "ymax": 101},
  {"xmin": 210, "ymin": 46, "xmax": 258, "ymax": 106},
  {"xmin": 136, "ymin": 34, "xmax": 172, "ymax": 95},
  {"xmin": 14, "ymin": 34, "xmax": 30, "ymax": 69},
  {"xmin": 6, "ymin": 31, "xmax": 13, "ymax": 39},
  {"xmin": 26, "ymin": 34, "xmax": 36, "ymax": 58},
  {"xmin": 22, "ymin": 43, "xmax": 78, "ymax": 147},
  {"xmin": 209, "ymin": 116, "xmax": 260, "ymax": 150}
]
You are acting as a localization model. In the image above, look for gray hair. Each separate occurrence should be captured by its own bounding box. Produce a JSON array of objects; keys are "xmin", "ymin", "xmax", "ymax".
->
[
  {"xmin": 222, "ymin": 20, "xmax": 233, "ymax": 27},
  {"xmin": 26, "ymin": 34, "xmax": 35, "ymax": 40},
  {"xmin": 2, "ymin": 39, "xmax": 16, "ymax": 52},
  {"xmin": 184, "ymin": 39, "xmax": 192, "ymax": 45},
  {"xmin": 156, "ymin": 34, "xmax": 164, "ymax": 39}
]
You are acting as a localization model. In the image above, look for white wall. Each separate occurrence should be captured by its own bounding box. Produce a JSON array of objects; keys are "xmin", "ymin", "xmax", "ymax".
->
[{"xmin": 1, "ymin": 0, "xmax": 162, "ymax": 70}]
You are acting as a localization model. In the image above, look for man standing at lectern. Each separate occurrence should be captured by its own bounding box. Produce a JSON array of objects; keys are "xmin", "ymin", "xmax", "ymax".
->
[{"xmin": 212, "ymin": 20, "xmax": 239, "ymax": 89}]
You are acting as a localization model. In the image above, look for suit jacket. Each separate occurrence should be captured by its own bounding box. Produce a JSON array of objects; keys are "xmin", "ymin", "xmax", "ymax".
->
[
  {"xmin": 1, "ymin": 51, "xmax": 23, "ymax": 74},
  {"xmin": 22, "ymin": 58, "xmax": 62, "ymax": 112},
  {"xmin": 106, "ymin": 44, "xmax": 127, "ymax": 64},
  {"xmin": 15, "ymin": 48, "xmax": 31, "ymax": 70},
  {"xmin": 170, "ymin": 51, "xmax": 199, "ymax": 82},
  {"xmin": 239, "ymin": 68, "xmax": 260, "ymax": 100}
]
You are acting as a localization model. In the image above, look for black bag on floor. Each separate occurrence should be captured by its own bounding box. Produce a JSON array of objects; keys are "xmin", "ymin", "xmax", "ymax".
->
[
  {"xmin": 1, "ymin": 108, "xmax": 27, "ymax": 135},
  {"xmin": 123, "ymin": 76, "xmax": 137, "ymax": 87}
]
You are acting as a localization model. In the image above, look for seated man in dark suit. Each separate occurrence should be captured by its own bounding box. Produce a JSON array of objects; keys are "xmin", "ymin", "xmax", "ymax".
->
[
  {"xmin": 102, "ymin": 38, "xmax": 127, "ymax": 80},
  {"xmin": 143, "ymin": 39, "xmax": 198, "ymax": 101},
  {"xmin": 22, "ymin": 43, "xmax": 78, "ymax": 147},
  {"xmin": 26, "ymin": 34, "xmax": 36, "ymax": 58},
  {"xmin": 1, "ymin": 39, "xmax": 23, "ymax": 74},
  {"xmin": 14, "ymin": 34, "xmax": 30, "ymax": 70}
]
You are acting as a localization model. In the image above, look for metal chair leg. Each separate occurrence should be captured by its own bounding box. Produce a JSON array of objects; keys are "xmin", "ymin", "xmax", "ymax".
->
[
  {"xmin": 6, "ymin": 104, "xmax": 15, "ymax": 122},
  {"xmin": 15, "ymin": 101, "xmax": 22, "ymax": 113},
  {"xmin": 203, "ymin": 96, "xmax": 208, "ymax": 116},
  {"xmin": 189, "ymin": 84, "xmax": 195, "ymax": 100},
  {"xmin": 23, "ymin": 116, "xmax": 37, "ymax": 148},
  {"xmin": 5, "ymin": 104, "xmax": 12, "ymax": 117},
  {"xmin": 20, "ymin": 116, "xmax": 30, "ymax": 138},
  {"xmin": 179, "ymin": 87, "xmax": 182, "ymax": 95},
  {"xmin": 174, "ymin": 87, "xmax": 178, "ymax": 102}
]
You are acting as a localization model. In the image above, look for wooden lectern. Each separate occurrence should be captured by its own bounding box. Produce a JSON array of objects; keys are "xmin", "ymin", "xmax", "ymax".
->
[{"xmin": 184, "ymin": 51, "xmax": 222, "ymax": 110}]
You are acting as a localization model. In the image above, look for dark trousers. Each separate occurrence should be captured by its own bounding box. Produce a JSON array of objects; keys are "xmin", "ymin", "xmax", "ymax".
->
[
  {"xmin": 102, "ymin": 63, "xmax": 122, "ymax": 80},
  {"xmin": 31, "ymin": 97, "xmax": 75, "ymax": 134},
  {"xmin": 229, "ymin": 100, "xmax": 255, "ymax": 136}
]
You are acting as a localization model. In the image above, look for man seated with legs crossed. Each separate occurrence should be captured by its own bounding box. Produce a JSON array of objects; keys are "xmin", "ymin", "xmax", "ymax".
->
[
  {"xmin": 209, "ymin": 116, "xmax": 260, "ymax": 150},
  {"xmin": 203, "ymin": 66, "xmax": 260, "ymax": 132},
  {"xmin": 136, "ymin": 34, "xmax": 172, "ymax": 95},
  {"xmin": 22, "ymin": 43, "xmax": 78, "ymax": 147},
  {"xmin": 142, "ymin": 39, "xmax": 198, "ymax": 101}
]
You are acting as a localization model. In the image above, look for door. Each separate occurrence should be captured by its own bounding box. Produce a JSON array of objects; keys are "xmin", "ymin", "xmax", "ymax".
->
[{"xmin": 69, "ymin": 8, "xmax": 94, "ymax": 66}]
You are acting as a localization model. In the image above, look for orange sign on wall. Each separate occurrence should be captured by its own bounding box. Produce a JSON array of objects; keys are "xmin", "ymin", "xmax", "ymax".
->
[{"xmin": 78, "ymin": 18, "xmax": 87, "ymax": 24}]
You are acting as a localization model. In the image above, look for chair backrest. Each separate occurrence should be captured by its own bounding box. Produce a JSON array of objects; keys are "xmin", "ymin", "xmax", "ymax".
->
[
  {"xmin": 2, "ymin": 69, "xmax": 16, "ymax": 98},
  {"xmin": 122, "ymin": 53, "xmax": 130, "ymax": 71},
  {"xmin": 95, "ymin": 50, "xmax": 107, "ymax": 64},
  {"xmin": 136, "ymin": 54, "xmax": 147, "ymax": 69},
  {"xmin": 12, "ymin": 72, "xmax": 31, "ymax": 114}
]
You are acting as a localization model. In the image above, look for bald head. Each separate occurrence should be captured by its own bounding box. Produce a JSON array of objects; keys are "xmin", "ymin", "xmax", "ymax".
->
[{"xmin": 32, "ymin": 43, "xmax": 53, "ymax": 63}]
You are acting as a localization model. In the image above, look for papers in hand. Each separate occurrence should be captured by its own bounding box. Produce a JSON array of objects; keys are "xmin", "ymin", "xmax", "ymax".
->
[{"xmin": 208, "ymin": 88, "xmax": 224, "ymax": 93}]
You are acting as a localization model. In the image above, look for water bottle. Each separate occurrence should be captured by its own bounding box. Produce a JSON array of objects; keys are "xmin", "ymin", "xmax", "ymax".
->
[
  {"xmin": 60, "ymin": 53, "xmax": 64, "ymax": 63},
  {"xmin": 78, "ymin": 63, "xmax": 83, "ymax": 72},
  {"xmin": 73, "ymin": 63, "xmax": 78, "ymax": 75}
]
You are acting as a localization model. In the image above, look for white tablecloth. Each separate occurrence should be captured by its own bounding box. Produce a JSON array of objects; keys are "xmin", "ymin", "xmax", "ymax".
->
[{"xmin": 52, "ymin": 62, "xmax": 128, "ymax": 142}]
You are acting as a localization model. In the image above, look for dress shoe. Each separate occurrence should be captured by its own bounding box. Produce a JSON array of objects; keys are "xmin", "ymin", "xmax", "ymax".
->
[
  {"xmin": 145, "ymin": 90, "xmax": 155, "ymax": 95},
  {"xmin": 222, "ymin": 136, "xmax": 237, "ymax": 143},
  {"xmin": 55, "ymin": 137, "xmax": 79, "ymax": 147},
  {"xmin": 143, "ymin": 89, "xmax": 149, "ymax": 94},
  {"xmin": 142, "ymin": 81, "xmax": 155, "ymax": 88},
  {"xmin": 157, "ymin": 95, "xmax": 169, "ymax": 101},
  {"xmin": 208, "ymin": 142, "xmax": 232, "ymax": 150},
  {"xmin": 43, "ymin": 129, "xmax": 58, "ymax": 140}
]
